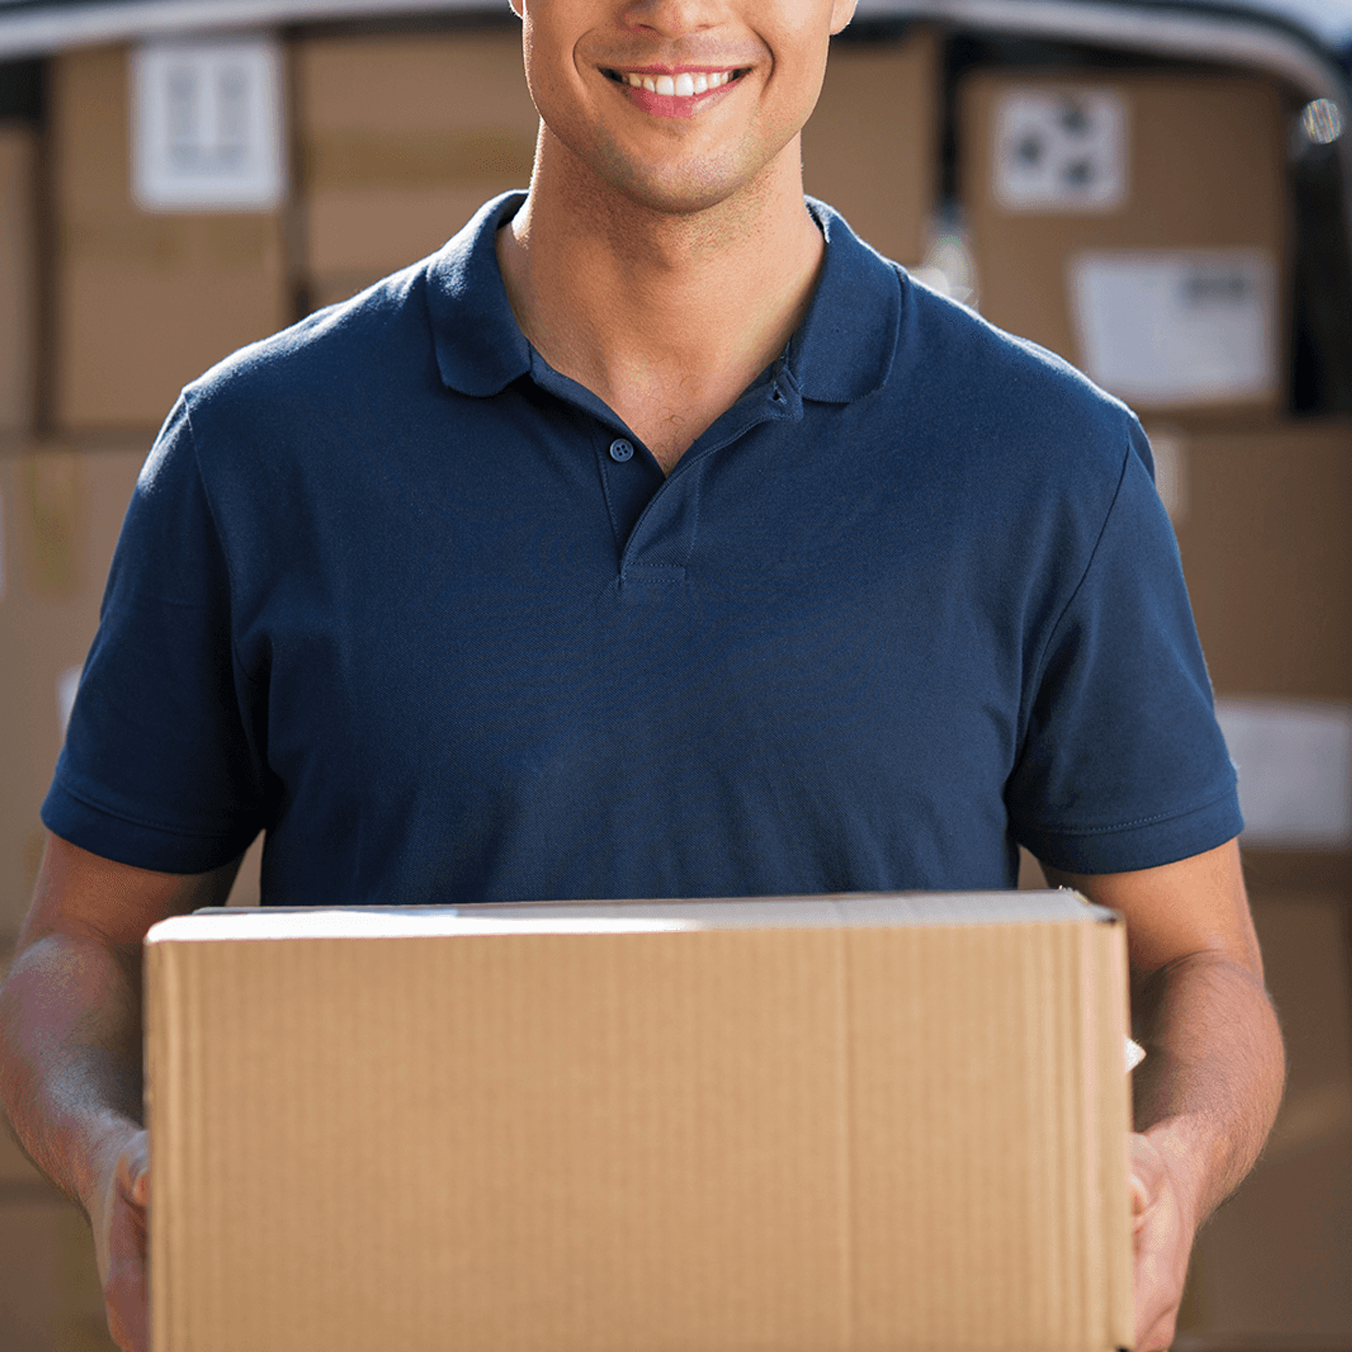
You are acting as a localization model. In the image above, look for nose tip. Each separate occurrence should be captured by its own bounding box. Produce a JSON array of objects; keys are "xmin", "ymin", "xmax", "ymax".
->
[{"xmin": 621, "ymin": 0, "xmax": 718, "ymax": 36}]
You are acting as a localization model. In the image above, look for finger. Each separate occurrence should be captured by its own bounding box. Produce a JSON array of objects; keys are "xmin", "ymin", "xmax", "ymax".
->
[
  {"xmin": 1130, "ymin": 1170, "xmax": 1151, "ymax": 1224},
  {"xmin": 117, "ymin": 1131, "xmax": 151, "ymax": 1209},
  {"xmin": 104, "ymin": 1195, "xmax": 150, "ymax": 1352}
]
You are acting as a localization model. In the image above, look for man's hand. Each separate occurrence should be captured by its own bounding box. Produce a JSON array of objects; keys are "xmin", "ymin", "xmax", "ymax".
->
[
  {"xmin": 1044, "ymin": 840, "xmax": 1285, "ymax": 1349},
  {"xmin": 90, "ymin": 1127, "xmax": 151, "ymax": 1352},
  {"xmin": 1130, "ymin": 1129, "xmax": 1199, "ymax": 1352}
]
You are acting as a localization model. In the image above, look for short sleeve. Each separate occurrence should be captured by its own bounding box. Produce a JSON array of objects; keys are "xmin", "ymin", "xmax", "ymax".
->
[
  {"xmin": 1007, "ymin": 429, "xmax": 1243, "ymax": 873},
  {"xmin": 41, "ymin": 398, "xmax": 269, "ymax": 872}
]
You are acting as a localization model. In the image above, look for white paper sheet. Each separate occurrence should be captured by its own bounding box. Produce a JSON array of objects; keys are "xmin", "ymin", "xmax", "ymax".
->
[
  {"xmin": 1069, "ymin": 250, "xmax": 1277, "ymax": 404},
  {"xmin": 993, "ymin": 88, "xmax": 1127, "ymax": 212},
  {"xmin": 1214, "ymin": 697, "xmax": 1352, "ymax": 848}
]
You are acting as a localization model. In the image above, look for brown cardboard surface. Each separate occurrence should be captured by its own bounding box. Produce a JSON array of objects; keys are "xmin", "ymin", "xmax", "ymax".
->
[
  {"xmin": 0, "ymin": 125, "xmax": 37, "ymax": 441},
  {"xmin": 0, "ymin": 1194, "xmax": 115, "ymax": 1352},
  {"xmin": 147, "ymin": 893, "xmax": 1132, "ymax": 1352},
  {"xmin": 960, "ymin": 69, "xmax": 1289, "ymax": 423},
  {"xmin": 0, "ymin": 444, "xmax": 144, "ymax": 934},
  {"xmin": 1179, "ymin": 891, "xmax": 1352, "ymax": 1343},
  {"xmin": 50, "ymin": 46, "xmax": 289, "ymax": 433},
  {"xmin": 803, "ymin": 29, "xmax": 938, "ymax": 268},
  {"xmin": 1168, "ymin": 420, "xmax": 1352, "ymax": 702},
  {"xmin": 297, "ymin": 29, "xmax": 538, "ymax": 296}
]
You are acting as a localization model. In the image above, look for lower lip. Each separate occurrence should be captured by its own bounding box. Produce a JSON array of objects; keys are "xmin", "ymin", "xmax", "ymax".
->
[{"xmin": 618, "ymin": 79, "xmax": 737, "ymax": 120}]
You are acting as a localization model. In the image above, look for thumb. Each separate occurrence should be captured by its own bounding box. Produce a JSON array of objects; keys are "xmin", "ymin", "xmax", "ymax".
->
[{"xmin": 117, "ymin": 1131, "xmax": 151, "ymax": 1209}]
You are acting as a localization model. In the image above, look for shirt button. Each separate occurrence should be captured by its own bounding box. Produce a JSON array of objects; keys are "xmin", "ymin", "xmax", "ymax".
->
[{"xmin": 609, "ymin": 438, "xmax": 634, "ymax": 463}]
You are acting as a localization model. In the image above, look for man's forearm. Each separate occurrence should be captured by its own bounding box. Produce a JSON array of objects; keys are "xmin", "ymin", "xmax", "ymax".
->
[
  {"xmin": 0, "ymin": 931, "xmax": 145, "ymax": 1212},
  {"xmin": 1131, "ymin": 948, "xmax": 1285, "ymax": 1223}
]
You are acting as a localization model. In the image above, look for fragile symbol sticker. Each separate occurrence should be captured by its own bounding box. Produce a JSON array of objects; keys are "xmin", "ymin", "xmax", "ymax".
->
[{"xmin": 993, "ymin": 88, "xmax": 1127, "ymax": 212}]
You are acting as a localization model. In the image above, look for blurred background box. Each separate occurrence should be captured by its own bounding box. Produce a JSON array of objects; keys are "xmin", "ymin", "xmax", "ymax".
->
[
  {"xmin": 802, "ymin": 26, "xmax": 938, "ymax": 269},
  {"xmin": 296, "ymin": 27, "xmax": 538, "ymax": 310},
  {"xmin": 0, "ymin": 123, "xmax": 36, "ymax": 441},
  {"xmin": 1180, "ymin": 892, "xmax": 1352, "ymax": 1346},
  {"xmin": 1168, "ymin": 421, "xmax": 1352, "ymax": 702},
  {"xmin": 0, "ymin": 445, "xmax": 144, "ymax": 940},
  {"xmin": 0, "ymin": 1192, "xmax": 117, "ymax": 1352},
  {"xmin": 1159, "ymin": 419, "xmax": 1352, "ymax": 1346},
  {"xmin": 50, "ymin": 45, "xmax": 288, "ymax": 435},
  {"xmin": 960, "ymin": 69, "xmax": 1289, "ymax": 426}
]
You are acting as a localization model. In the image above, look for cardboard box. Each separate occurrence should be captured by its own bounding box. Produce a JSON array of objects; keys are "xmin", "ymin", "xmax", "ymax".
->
[
  {"xmin": 1167, "ymin": 421, "xmax": 1352, "ymax": 702},
  {"xmin": 147, "ymin": 892, "xmax": 1132, "ymax": 1352},
  {"xmin": 0, "ymin": 444, "xmax": 145, "ymax": 937},
  {"xmin": 50, "ymin": 46, "xmax": 289, "ymax": 433},
  {"xmin": 0, "ymin": 124, "xmax": 37, "ymax": 442},
  {"xmin": 0, "ymin": 1194, "xmax": 116, "ymax": 1352},
  {"xmin": 960, "ymin": 70, "xmax": 1289, "ymax": 424},
  {"xmin": 296, "ymin": 28, "xmax": 539, "ymax": 307},
  {"xmin": 1179, "ymin": 891, "xmax": 1352, "ymax": 1344},
  {"xmin": 802, "ymin": 28, "xmax": 939, "ymax": 268}
]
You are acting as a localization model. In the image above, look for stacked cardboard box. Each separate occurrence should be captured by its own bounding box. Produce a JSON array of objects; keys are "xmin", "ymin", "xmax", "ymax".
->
[
  {"xmin": 0, "ymin": 447, "xmax": 146, "ymax": 939},
  {"xmin": 803, "ymin": 28, "xmax": 939, "ymax": 268},
  {"xmin": 295, "ymin": 27, "xmax": 538, "ymax": 310},
  {"xmin": 49, "ymin": 45, "xmax": 289, "ymax": 434},
  {"xmin": 1168, "ymin": 423, "xmax": 1352, "ymax": 1345},
  {"xmin": 960, "ymin": 68, "xmax": 1289, "ymax": 425},
  {"xmin": 0, "ymin": 123, "xmax": 37, "ymax": 443}
]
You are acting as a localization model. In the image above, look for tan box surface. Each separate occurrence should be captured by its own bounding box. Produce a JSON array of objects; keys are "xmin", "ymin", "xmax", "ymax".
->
[
  {"xmin": 297, "ymin": 28, "xmax": 538, "ymax": 304},
  {"xmin": 0, "ymin": 124, "xmax": 37, "ymax": 441},
  {"xmin": 1169, "ymin": 421, "xmax": 1352, "ymax": 702},
  {"xmin": 803, "ymin": 29, "xmax": 939, "ymax": 268},
  {"xmin": 0, "ymin": 1195, "xmax": 115, "ymax": 1352},
  {"xmin": 961, "ymin": 69, "xmax": 1289, "ymax": 423},
  {"xmin": 147, "ymin": 892, "xmax": 1132, "ymax": 1352},
  {"xmin": 0, "ymin": 445, "xmax": 145, "ymax": 936},
  {"xmin": 51, "ymin": 46, "xmax": 289, "ymax": 433}
]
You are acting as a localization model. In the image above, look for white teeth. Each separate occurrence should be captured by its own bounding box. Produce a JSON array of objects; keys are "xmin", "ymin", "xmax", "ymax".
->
[{"xmin": 621, "ymin": 69, "xmax": 736, "ymax": 95}]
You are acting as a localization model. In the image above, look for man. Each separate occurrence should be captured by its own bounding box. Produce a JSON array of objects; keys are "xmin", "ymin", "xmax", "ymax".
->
[{"xmin": 0, "ymin": 1, "xmax": 1282, "ymax": 1349}]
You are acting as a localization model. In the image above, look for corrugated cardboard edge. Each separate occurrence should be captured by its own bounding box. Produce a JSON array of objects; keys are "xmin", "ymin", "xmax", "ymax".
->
[
  {"xmin": 145, "ymin": 935, "xmax": 185, "ymax": 1352},
  {"xmin": 1095, "ymin": 911, "xmax": 1135, "ymax": 1350}
]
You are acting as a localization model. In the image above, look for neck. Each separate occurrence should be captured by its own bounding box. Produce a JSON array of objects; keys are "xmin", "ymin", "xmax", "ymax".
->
[{"xmin": 497, "ymin": 129, "xmax": 824, "ymax": 473}]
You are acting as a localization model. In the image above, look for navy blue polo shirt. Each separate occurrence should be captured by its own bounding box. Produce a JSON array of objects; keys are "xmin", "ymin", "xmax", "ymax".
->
[{"xmin": 44, "ymin": 192, "xmax": 1241, "ymax": 903}]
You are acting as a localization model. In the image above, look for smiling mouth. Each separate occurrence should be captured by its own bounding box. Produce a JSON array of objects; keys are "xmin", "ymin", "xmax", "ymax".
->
[{"xmin": 602, "ymin": 68, "xmax": 749, "ymax": 97}]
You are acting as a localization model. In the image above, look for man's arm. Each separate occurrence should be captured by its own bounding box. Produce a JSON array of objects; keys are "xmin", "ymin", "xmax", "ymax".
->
[
  {"xmin": 0, "ymin": 832, "xmax": 242, "ymax": 1352},
  {"xmin": 1043, "ymin": 837, "xmax": 1284, "ymax": 1352}
]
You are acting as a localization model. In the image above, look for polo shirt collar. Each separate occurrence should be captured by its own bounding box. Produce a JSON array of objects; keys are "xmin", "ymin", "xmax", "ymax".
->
[
  {"xmin": 426, "ymin": 192, "xmax": 534, "ymax": 397},
  {"xmin": 426, "ymin": 190, "xmax": 902, "ymax": 405},
  {"xmin": 792, "ymin": 198, "xmax": 902, "ymax": 404}
]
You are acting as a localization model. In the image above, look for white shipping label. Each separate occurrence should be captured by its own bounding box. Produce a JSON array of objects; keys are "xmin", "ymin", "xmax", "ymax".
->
[
  {"xmin": 132, "ymin": 36, "xmax": 285, "ymax": 211},
  {"xmin": 993, "ymin": 88, "xmax": 1127, "ymax": 212},
  {"xmin": 1214, "ymin": 697, "xmax": 1352, "ymax": 849},
  {"xmin": 1069, "ymin": 251, "xmax": 1277, "ymax": 405}
]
